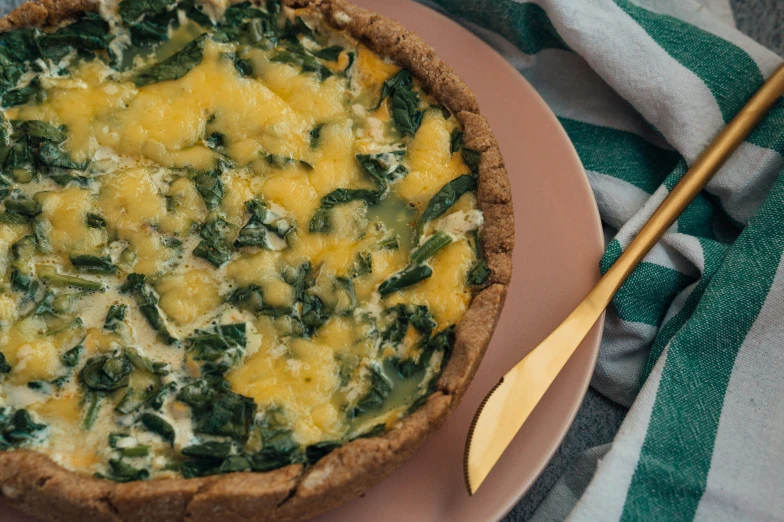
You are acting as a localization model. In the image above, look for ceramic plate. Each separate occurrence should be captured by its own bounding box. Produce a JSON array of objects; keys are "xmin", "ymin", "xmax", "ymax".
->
[{"xmin": 0, "ymin": 1, "xmax": 604, "ymax": 520}]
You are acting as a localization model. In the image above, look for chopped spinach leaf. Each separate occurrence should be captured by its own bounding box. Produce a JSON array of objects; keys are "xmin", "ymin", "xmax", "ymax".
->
[
  {"xmin": 61, "ymin": 344, "xmax": 83, "ymax": 368},
  {"xmin": 450, "ymin": 129, "xmax": 463, "ymax": 154},
  {"xmin": 193, "ymin": 216, "xmax": 234, "ymax": 267},
  {"xmin": 99, "ymin": 458, "xmax": 149, "ymax": 483},
  {"xmin": 461, "ymin": 147, "xmax": 481, "ymax": 173},
  {"xmin": 186, "ymin": 323, "xmax": 246, "ymax": 374},
  {"xmin": 378, "ymin": 70, "xmax": 423, "ymax": 137},
  {"xmin": 69, "ymin": 254, "xmax": 117, "ymax": 274},
  {"xmin": 133, "ymin": 34, "xmax": 207, "ymax": 87},
  {"xmin": 86, "ymin": 213, "xmax": 106, "ymax": 228},
  {"xmin": 309, "ymin": 188, "xmax": 383, "ymax": 233},
  {"xmin": 416, "ymin": 174, "xmax": 477, "ymax": 237},
  {"xmin": 271, "ymin": 41, "xmax": 333, "ymax": 81},
  {"xmin": 234, "ymin": 198, "xmax": 293, "ymax": 249},
  {"xmin": 121, "ymin": 273, "xmax": 176, "ymax": 344},
  {"xmin": 410, "ymin": 231, "xmax": 452, "ymax": 265},
  {"xmin": 0, "ymin": 352, "xmax": 10, "ymax": 374},
  {"xmin": 104, "ymin": 304, "xmax": 127, "ymax": 331},
  {"xmin": 352, "ymin": 365, "xmax": 392, "ymax": 417},
  {"xmin": 309, "ymin": 124, "xmax": 323, "ymax": 148},
  {"xmin": 193, "ymin": 166, "xmax": 225, "ymax": 209},
  {"xmin": 3, "ymin": 77, "xmax": 45, "ymax": 107},
  {"xmin": 204, "ymin": 131, "xmax": 225, "ymax": 151},
  {"xmin": 305, "ymin": 440, "xmax": 340, "ymax": 464},
  {"xmin": 138, "ymin": 413, "xmax": 175, "ymax": 446},
  {"xmin": 356, "ymin": 151, "xmax": 407, "ymax": 188},
  {"xmin": 314, "ymin": 45, "xmax": 342, "ymax": 61},
  {"xmin": 349, "ymin": 252, "xmax": 372, "ymax": 278},
  {"xmin": 378, "ymin": 265, "xmax": 433, "ymax": 296},
  {"xmin": 382, "ymin": 304, "xmax": 436, "ymax": 344},
  {"xmin": 79, "ymin": 354, "xmax": 133, "ymax": 393},
  {"xmin": 124, "ymin": 347, "xmax": 170, "ymax": 376},
  {"xmin": 468, "ymin": 260, "xmax": 491, "ymax": 285},
  {"xmin": 0, "ymin": 408, "xmax": 47, "ymax": 449}
]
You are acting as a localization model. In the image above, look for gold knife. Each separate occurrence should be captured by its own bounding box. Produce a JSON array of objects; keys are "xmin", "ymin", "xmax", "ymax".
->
[{"xmin": 464, "ymin": 63, "xmax": 784, "ymax": 495}]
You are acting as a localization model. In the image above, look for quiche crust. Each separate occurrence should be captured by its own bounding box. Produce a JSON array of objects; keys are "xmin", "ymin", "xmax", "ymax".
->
[{"xmin": 0, "ymin": 0, "xmax": 514, "ymax": 520}]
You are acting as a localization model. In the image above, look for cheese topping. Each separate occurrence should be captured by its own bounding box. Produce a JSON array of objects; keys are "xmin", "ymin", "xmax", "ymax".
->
[{"xmin": 0, "ymin": 0, "xmax": 489, "ymax": 482}]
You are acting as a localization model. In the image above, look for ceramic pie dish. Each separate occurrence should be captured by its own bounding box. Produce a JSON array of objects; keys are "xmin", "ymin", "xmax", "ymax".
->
[{"xmin": 0, "ymin": 0, "xmax": 513, "ymax": 520}]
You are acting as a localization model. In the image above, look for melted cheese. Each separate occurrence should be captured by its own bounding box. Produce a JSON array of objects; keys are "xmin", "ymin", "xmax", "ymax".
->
[{"xmin": 0, "ymin": 4, "xmax": 484, "ymax": 481}]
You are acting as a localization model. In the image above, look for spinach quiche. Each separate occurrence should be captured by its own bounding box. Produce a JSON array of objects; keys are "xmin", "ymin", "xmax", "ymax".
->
[{"xmin": 0, "ymin": 0, "xmax": 513, "ymax": 520}]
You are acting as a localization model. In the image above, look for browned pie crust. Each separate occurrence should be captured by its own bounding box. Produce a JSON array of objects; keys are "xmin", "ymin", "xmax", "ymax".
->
[{"xmin": 0, "ymin": 1, "xmax": 514, "ymax": 520}]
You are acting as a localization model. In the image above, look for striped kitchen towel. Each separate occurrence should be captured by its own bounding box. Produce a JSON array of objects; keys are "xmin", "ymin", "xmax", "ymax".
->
[{"xmin": 424, "ymin": 0, "xmax": 784, "ymax": 521}]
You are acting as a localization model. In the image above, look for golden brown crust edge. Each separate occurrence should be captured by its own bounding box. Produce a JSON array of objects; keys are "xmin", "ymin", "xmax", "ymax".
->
[{"xmin": 0, "ymin": 0, "xmax": 515, "ymax": 520}]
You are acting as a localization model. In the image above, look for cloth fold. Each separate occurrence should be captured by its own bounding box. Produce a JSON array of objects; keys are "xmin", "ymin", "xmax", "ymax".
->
[{"xmin": 422, "ymin": 0, "xmax": 784, "ymax": 520}]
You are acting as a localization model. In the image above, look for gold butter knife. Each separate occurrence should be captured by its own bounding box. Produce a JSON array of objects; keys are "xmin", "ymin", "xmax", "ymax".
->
[{"xmin": 465, "ymin": 63, "xmax": 784, "ymax": 495}]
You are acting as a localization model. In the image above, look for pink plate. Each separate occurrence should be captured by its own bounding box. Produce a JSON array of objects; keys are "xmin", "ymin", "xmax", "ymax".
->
[{"xmin": 1, "ymin": 1, "xmax": 604, "ymax": 521}]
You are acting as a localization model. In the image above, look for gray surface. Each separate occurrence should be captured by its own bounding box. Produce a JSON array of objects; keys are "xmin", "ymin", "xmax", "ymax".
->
[
  {"xmin": 504, "ymin": 2, "xmax": 783, "ymax": 521},
  {"xmin": 731, "ymin": 0, "xmax": 784, "ymax": 55}
]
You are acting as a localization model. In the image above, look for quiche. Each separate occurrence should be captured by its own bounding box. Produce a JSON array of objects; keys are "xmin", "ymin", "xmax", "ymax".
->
[{"xmin": 0, "ymin": 0, "xmax": 513, "ymax": 520}]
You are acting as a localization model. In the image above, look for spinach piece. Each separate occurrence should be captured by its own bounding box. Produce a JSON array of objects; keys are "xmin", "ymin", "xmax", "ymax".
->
[
  {"xmin": 352, "ymin": 365, "xmax": 392, "ymax": 417},
  {"xmin": 178, "ymin": 378, "xmax": 257, "ymax": 440},
  {"xmin": 3, "ymin": 77, "xmax": 44, "ymax": 107},
  {"xmin": 378, "ymin": 70, "xmax": 423, "ymax": 137},
  {"xmin": 193, "ymin": 216, "xmax": 234, "ymax": 267},
  {"xmin": 314, "ymin": 45, "xmax": 342, "ymax": 61},
  {"xmin": 461, "ymin": 147, "xmax": 481, "ymax": 173},
  {"xmin": 392, "ymin": 325, "xmax": 455, "ymax": 380},
  {"xmin": 234, "ymin": 198, "xmax": 293, "ymax": 249},
  {"xmin": 356, "ymin": 151, "xmax": 407, "ymax": 187},
  {"xmin": 31, "ymin": 289, "xmax": 56, "ymax": 316},
  {"xmin": 309, "ymin": 124, "xmax": 323, "ymax": 148},
  {"xmin": 4, "ymin": 198, "xmax": 41, "ymax": 218},
  {"xmin": 378, "ymin": 265, "xmax": 433, "ymax": 296},
  {"xmin": 194, "ymin": 166, "xmax": 225, "ymax": 209},
  {"xmin": 234, "ymin": 56, "xmax": 253, "ymax": 76},
  {"xmin": 186, "ymin": 323, "xmax": 246, "ymax": 374},
  {"xmin": 309, "ymin": 188, "xmax": 383, "ymax": 233},
  {"xmin": 124, "ymin": 347, "xmax": 169, "ymax": 376},
  {"xmin": 416, "ymin": 174, "xmax": 477, "ymax": 237},
  {"xmin": 271, "ymin": 41, "xmax": 333, "ymax": 81},
  {"xmin": 86, "ymin": 213, "xmax": 106, "ymax": 228},
  {"xmin": 82, "ymin": 392, "xmax": 102, "ymax": 430},
  {"xmin": 133, "ymin": 34, "xmax": 207, "ymax": 87},
  {"xmin": 182, "ymin": 441, "xmax": 232, "ymax": 460},
  {"xmin": 119, "ymin": 0, "xmax": 180, "ymax": 46},
  {"xmin": 37, "ymin": 265, "xmax": 103, "ymax": 291},
  {"xmin": 104, "ymin": 304, "xmax": 127, "ymax": 330},
  {"xmin": 61, "ymin": 344, "xmax": 83, "ymax": 368},
  {"xmin": 138, "ymin": 413, "xmax": 175, "ymax": 446},
  {"xmin": 468, "ymin": 260, "xmax": 491, "ymax": 285},
  {"xmin": 379, "ymin": 235, "xmax": 400, "ymax": 250},
  {"xmin": 305, "ymin": 440, "xmax": 340, "ymax": 464},
  {"xmin": 250, "ymin": 410, "xmax": 301, "ymax": 472},
  {"xmin": 204, "ymin": 131, "xmax": 225, "ymax": 152},
  {"xmin": 40, "ymin": 12, "xmax": 115, "ymax": 63},
  {"xmin": 120, "ymin": 273, "xmax": 176, "ymax": 344},
  {"xmin": 69, "ymin": 254, "xmax": 117, "ymax": 274},
  {"xmin": 348, "ymin": 252, "xmax": 372, "ymax": 278},
  {"xmin": 410, "ymin": 231, "xmax": 452, "ymax": 265},
  {"xmin": 98, "ymin": 458, "xmax": 149, "ymax": 483},
  {"xmin": 0, "ymin": 352, "xmax": 10, "ymax": 374},
  {"xmin": 382, "ymin": 304, "xmax": 436, "ymax": 345},
  {"xmin": 450, "ymin": 129, "xmax": 463, "ymax": 154},
  {"xmin": 0, "ymin": 408, "xmax": 47, "ymax": 449},
  {"xmin": 79, "ymin": 354, "xmax": 133, "ymax": 392},
  {"xmin": 301, "ymin": 294, "xmax": 327, "ymax": 337}
]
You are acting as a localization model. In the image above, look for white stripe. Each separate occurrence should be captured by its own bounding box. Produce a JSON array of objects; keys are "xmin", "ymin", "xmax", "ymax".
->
[
  {"xmin": 522, "ymin": 50, "xmax": 672, "ymax": 149},
  {"xmin": 593, "ymin": 311, "xmax": 658, "ymax": 407},
  {"xmin": 707, "ymin": 141, "xmax": 784, "ymax": 225},
  {"xmin": 587, "ymin": 171, "xmax": 652, "ymax": 230},
  {"xmin": 526, "ymin": 0, "xmax": 726, "ymax": 163},
  {"xmin": 566, "ymin": 343, "xmax": 672, "ymax": 522},
  {"xmin": 693, "ymin": 258, "xmax": 784, "ymax": 521}
]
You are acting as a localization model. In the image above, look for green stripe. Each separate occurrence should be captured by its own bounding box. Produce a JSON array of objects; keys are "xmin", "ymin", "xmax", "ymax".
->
[
  {"xmin": 601, "ymin": 238, "xmax": 697, "ymax": 326},
  {"xmin": 612, "ymin": 262, "xmax": 696, "ymax": 326},
  {"xmin": 430, "ymin": 0, "xmax": 570, "ymax": 54},
  {"xmin": 560, "ymin": 118, "xmax": 681, "ymax": 194},
  {"xmin": 614, "ymin": 0, "xmax": 764, "ymax": 125},
  {"xmin": 660, "ymin": 161, "xmax": 718, "ymax": 239},
  {"xmin": 746, "ymin": 100, "xmax": 784, "ymax": 153},
  {"xmin": 622, "ymin": 173, "xmax": 784, "ymax": 521},
  {"xmin": 641, "ymin": 238, "xmax": 727, "ymax": 380}
]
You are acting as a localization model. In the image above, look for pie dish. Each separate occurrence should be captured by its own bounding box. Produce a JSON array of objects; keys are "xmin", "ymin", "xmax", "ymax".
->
[{"xmin": 0, "ymin": 0, "xmax": 513, "ymax": 520}]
